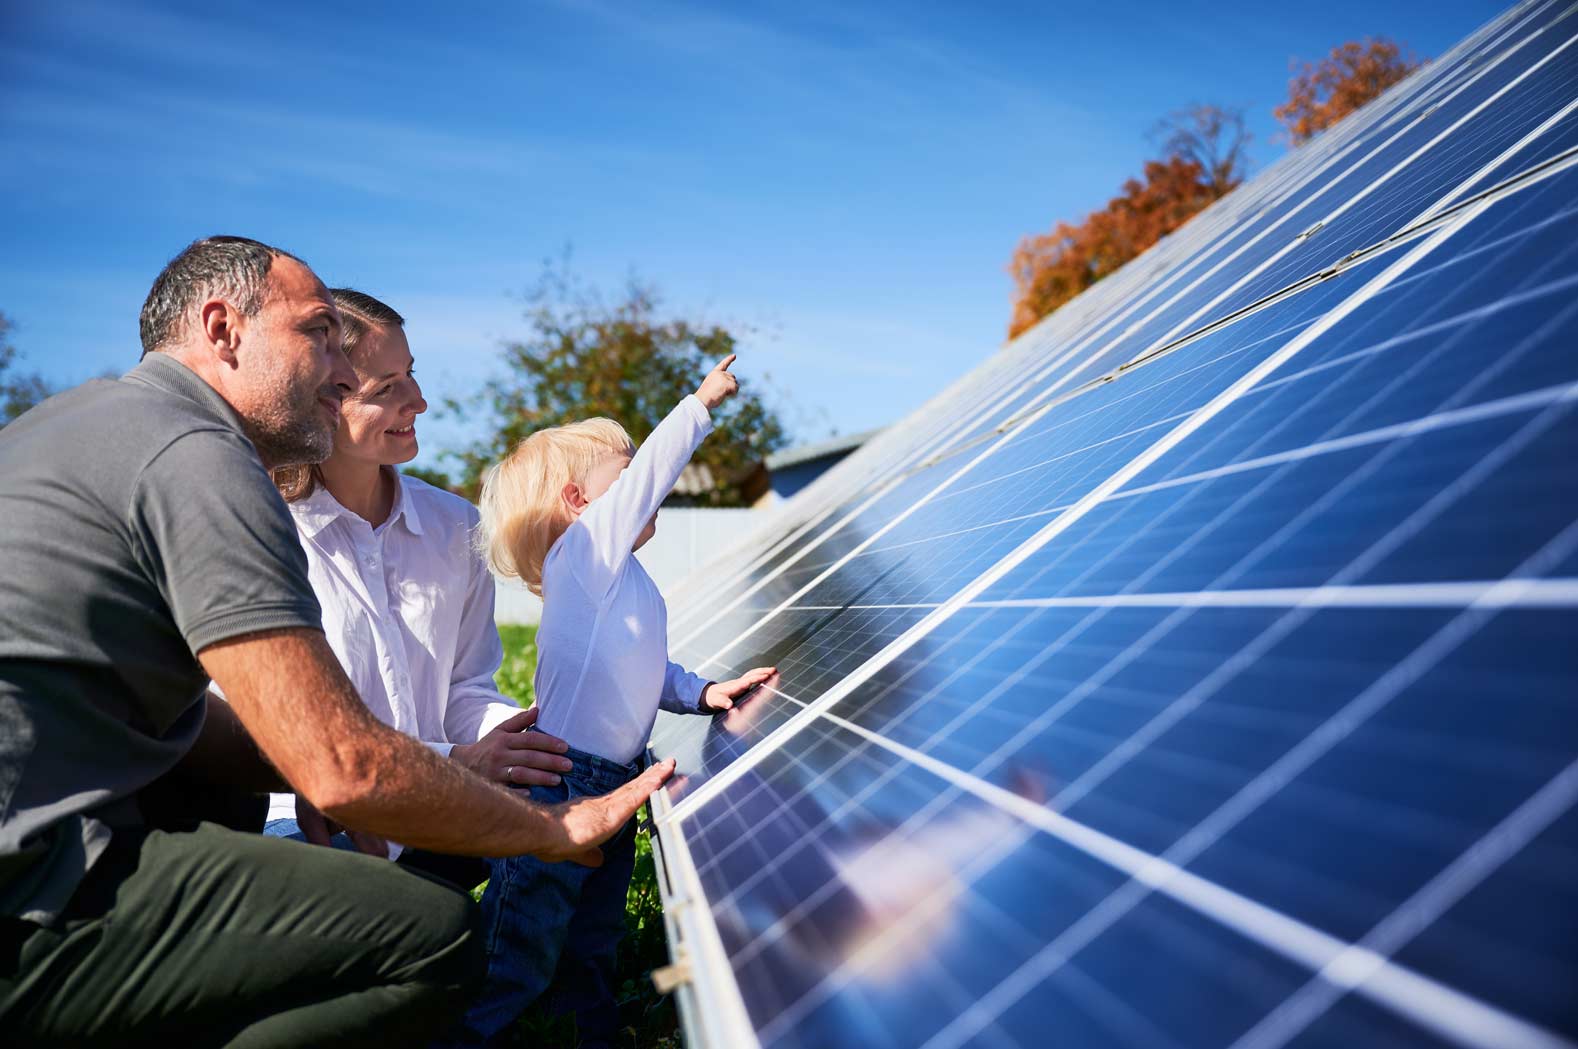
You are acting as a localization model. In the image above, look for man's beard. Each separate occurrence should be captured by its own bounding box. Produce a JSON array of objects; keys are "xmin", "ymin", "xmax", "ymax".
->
[{"xmin": 246, "ymin": 381, "xmax": 338, "ymax": 469}]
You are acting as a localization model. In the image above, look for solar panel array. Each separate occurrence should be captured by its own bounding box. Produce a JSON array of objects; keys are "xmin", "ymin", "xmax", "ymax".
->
[{"xmin": 645, "ymin": 3, "xmax": 1578, "ymax": 1046}]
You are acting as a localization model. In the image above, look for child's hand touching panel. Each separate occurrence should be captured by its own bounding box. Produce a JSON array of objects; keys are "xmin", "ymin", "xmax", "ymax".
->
[
  {"xmin": 701, "ymin": 666, "xmax": 778, "ymax": 712},
  {"xmin": 696, "ymin": 353, "xmax": 740, "ymax": 410}
]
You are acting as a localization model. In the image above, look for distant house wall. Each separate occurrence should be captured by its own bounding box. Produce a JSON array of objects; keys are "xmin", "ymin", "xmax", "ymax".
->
[{"xmin": 493, "ymin": 506, "xmax": 763, "ymax": 625}]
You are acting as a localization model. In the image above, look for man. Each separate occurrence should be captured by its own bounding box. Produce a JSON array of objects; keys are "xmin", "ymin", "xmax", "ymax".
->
[{"xmin": 0, "ymin": 236, "xmax": 674, "ymax": 1046}]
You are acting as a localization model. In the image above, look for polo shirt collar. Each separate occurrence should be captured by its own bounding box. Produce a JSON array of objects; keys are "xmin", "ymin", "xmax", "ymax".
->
[{"xmin": 122, "ymin": 353, "xmax": 248, "ymax": 436}]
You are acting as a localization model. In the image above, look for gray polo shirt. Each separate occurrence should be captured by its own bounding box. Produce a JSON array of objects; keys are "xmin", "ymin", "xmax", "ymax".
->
[{"xmin": 0, "ymin": 353, "xmax": 322, "ymax": 924}]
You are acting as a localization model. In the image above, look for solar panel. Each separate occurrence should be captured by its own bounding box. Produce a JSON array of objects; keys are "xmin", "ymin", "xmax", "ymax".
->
[{"xmin": 646, "ymin": 3, "xmax": 1578, "ymax": 1046}]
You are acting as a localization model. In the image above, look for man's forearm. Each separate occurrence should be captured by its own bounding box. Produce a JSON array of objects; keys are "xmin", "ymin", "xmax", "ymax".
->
[
  {"xmin": 312, "ymin": 718, "xmax": 564, "ymax": 855},
  {"xmin": 199, "ymin": 628, "xmax": 644, "ymax": 860}
]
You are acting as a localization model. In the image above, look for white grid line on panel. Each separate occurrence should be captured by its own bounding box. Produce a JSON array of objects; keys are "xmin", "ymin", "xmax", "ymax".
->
[
  {"xmin": 802, "ymin": 706, "xmax": 1575, "ymax": 1049},
  {"xmin": 658, "ymin": 198, "xmax": 1484, "ymax": 830},
  {"xmin": 1228, "ymin": 758, "xmax": 1578, "ymax": 1048},
  {"xmin": 1110, "ymin": 373, "xmax": 1578, "ymax": 506},
  {"xmin": 972, "ymin": 578, "xmax": 1578, "ymax": 608},
  {"xmin": 744, "ymin": 577, "xmax": 1578, "ymax": 613}
]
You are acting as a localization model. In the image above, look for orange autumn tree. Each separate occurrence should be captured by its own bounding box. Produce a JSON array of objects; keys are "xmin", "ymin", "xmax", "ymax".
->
[
  {"xmin": 1275, "ymin": 38, "xmax": 1422, "ymax": 145},
  {"xmin": 1008, "ymin": 105, "xmax": 1247, "ymax": 338}
]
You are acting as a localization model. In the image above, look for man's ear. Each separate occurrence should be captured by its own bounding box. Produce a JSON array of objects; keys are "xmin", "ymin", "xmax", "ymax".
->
[
  {"xmin": 199, "ymin": 299, "xmax": 243, "ymax": 367},
  {"xmin": 561, "ymin": 481, "xmax": 587, "ymax": 517}
]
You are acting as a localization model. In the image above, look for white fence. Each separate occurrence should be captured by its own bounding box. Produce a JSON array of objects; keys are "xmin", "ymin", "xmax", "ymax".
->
[{"xmin": 493, "ymin": 507, "xmax": 764, "ymax": 624}]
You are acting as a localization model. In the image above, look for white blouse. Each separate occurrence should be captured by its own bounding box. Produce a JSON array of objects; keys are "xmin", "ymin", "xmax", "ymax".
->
[{"xmin": 266, "ymin": 470, "xmax": 522, "ymax": 825}]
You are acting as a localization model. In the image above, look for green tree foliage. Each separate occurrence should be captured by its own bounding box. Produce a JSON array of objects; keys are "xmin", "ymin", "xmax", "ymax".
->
[
  {"xmin": 1, "ymin": 311, "xmax": 55, "ymax": 428},
  {"xmin": 451, "ymin": 266, "xmax": 786, "ymax": 505}
]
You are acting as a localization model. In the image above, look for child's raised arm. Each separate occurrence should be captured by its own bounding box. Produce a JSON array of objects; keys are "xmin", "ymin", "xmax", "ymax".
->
[{"xmin": 568, "ymin": 355, "xmax": 739, "ymax": 596}]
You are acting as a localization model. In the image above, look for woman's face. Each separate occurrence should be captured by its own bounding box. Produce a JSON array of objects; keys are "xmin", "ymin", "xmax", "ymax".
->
[{"xmin": 333, "ymin": 324, "xmax": 427, "ymax": 467}]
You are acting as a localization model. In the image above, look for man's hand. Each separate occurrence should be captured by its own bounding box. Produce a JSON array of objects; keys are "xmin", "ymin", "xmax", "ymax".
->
[
  {"xmin": 701, "ymin": 667, "xmax": 777, "ymax": 712},
  {"xmin": 546, "ymin": 758, "xmax": 677, "ymax": 866},
  {"xmin": 200, "ymin": 628, "xmax": 668, "ymax": 862},
  {"xmin": 451, "ymin": 707, "xmax": 574, "ymax": 786},
  {"xmin": 695, "ymin": 353, "xmax": 740, "ymax": 410}
]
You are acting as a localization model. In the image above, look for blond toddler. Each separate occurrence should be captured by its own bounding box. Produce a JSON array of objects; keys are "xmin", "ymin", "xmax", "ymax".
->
[{"xmin": 457, "ymin": 354, "xmax": 774, "ymax": 1046}]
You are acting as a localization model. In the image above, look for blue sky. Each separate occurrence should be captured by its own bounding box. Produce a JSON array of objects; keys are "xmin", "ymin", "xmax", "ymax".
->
[{"xmin": 1, "ymin": 0, "xmax": 1501, "ymax": 470}]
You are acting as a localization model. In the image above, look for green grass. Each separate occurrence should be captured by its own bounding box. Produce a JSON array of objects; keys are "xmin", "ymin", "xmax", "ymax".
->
[{"xmin": 490, "ymin": 623, "xmax": 682, "ymax": 1049}]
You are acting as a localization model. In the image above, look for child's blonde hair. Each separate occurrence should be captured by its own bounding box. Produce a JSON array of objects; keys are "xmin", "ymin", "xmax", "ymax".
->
[{"xmin": 478, "ymin": 418, "xmax": 635, "ymax": 595}]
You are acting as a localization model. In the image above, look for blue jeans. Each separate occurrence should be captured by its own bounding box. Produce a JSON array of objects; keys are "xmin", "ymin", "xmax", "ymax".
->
[
  {"xmin": 263, "ymin": 818, "xmax": 359, "ymax": 851},
  {"xmin": 453, "ymin": 742, "xmax": 641, "ymax": 1047}
]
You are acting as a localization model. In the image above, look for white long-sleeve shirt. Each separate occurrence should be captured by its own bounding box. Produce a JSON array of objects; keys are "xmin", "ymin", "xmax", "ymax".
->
[
  {"xmin": 534, "ymin": 395, "xmax": 715, "ymax": 764},
  {"xmin": 265, "ymin": 470, "xmax": 522, "ymax": 825}
]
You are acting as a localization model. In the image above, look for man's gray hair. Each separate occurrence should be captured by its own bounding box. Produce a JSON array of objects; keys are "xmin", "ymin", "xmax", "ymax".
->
[{"xmin": 139, "ymin": 236, "xmax": 305, "ymax": 357}]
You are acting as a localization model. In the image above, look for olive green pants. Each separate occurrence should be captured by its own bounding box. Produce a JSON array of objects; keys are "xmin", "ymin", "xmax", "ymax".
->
[{"xmin": 0, "ymin": 822, "xmax": 484, "ymax": 1047}]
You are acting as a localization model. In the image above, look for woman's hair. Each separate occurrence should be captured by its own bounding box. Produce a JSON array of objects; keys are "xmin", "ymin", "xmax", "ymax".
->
[
  {"xmin": 272, "ymin": 288, "xmax": 407, "ymax": 503},
  {"xmin": 478, "ymin": 418, "xmax": 635, "ymax": 595}
]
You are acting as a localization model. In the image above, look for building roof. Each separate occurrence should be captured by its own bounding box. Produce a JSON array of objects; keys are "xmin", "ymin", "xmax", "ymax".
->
[{"xmin": 764, "ymin": 426, "xmax": 883, "ymax": 471}]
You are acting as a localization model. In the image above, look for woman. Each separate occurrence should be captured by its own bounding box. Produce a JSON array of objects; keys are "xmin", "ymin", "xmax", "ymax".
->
[{"xmin": 265, "ymin": 289, "xmax": 572, "ymax": 876}]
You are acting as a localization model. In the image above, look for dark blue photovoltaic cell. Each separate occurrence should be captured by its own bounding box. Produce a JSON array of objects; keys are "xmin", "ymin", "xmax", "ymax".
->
[
  {"xmin": 1284, "ymin": 997, "xmax": 1465, "ymax": 1049},
  {"xmin": 1456, "ymin": 99, "xmax": 1578, "ymax": 195},
  {"xmin": 1386, "ymin": 802, "xmax": 1578, "ymax": 1030},
  {"xmin": 652, "ymin": 7, "xmax": 1578, "ymax": 1047}
]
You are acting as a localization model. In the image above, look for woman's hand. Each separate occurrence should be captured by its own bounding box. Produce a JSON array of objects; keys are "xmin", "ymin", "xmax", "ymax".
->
[
  {"xmin": 296, "ymin": 794, "xmax": 390, "ymax": 858},
  {"xmin": 695, "ymin": 354, "xmax": 740, "ymax": 410},
  {"xmin": 701, "ymin": 666, "xmax": 777, "ymax": 712},
  {"xmin": 451, "ymin": 706, "xmax": 574, "ymax": 786}
]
